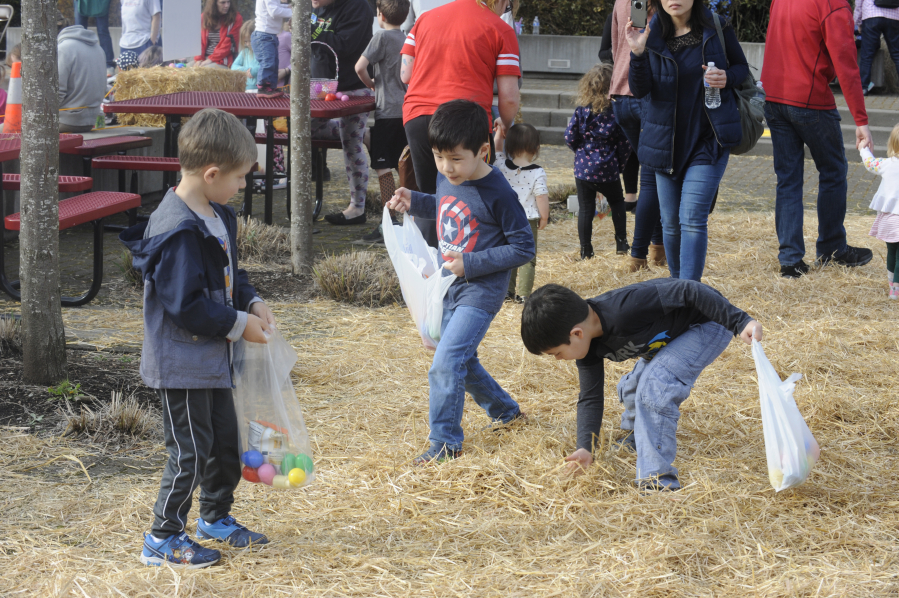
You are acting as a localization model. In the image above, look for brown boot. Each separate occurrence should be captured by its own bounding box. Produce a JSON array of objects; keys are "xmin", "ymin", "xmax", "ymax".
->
[
  {"xmin": 379, "ymin": 172, "xmax": 398, "ymax": 221},
  {"xmin": 625, "ymin": 256, "xmax": 648, "ymax": 272},
  {"xmin": 648, "ymin": 244, "xmax": 667, "ymax": 267}
]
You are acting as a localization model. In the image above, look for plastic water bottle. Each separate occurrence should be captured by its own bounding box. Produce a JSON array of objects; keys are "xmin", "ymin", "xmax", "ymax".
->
[
  {"xmin": 704, "ymin": 62, "xmax": 721, "ymax": 109},
  {"xmin": 750, "ymin": 80, "xmax": 765, "ymax": 110},
  {"xmin": 532, "ymin": 16, "xmax": 540, "ymax": 35}
]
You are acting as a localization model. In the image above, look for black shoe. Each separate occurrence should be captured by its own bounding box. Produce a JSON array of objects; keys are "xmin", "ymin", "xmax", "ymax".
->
[
  {"xmin": 616, "ymin": 237, "xmax": 630, "ymax": 255},
  {"xmin": 323, "ymin": 166, "xmax": 331, "ymax": 182},
  {"xmin": 817, "ymin": 245, "xmax": 874, "ymax": 268},
  {"xmin": 580, "ymin": 246, "xmax": 594, "ymax": 260},
  {"xmin": 624, "ymin": 201, "xmax": 637, "ymax": 213},
  {"xmin": 780, "ymin": 261, "xmax": 810, "ymax": 278},
  {"xmin": 361, "ymin": 224, "xmax": 384, "ymax": 243},
  {"xmin": 412, "ymin": 444, "xmax": 461, "ymax": 465},
  {"xmin": 324, "ymin": 212, "xmax": 367, "ymax": 226}
]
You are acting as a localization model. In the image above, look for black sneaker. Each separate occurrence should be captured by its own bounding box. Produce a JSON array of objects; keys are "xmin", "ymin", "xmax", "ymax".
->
[
  {"xmin": 361, "ymin": 224, "xmax": 384, "ymax": 244},
  {"xmin": 624, "ymin": 201, "xmax": 637, "ymax": 213},
  {"xmin": 482, "ymin": 410, "xmax": 528, "ymax": 433},
  {"xmin": 412, "ymin": 444, "xmax": 460, "ymax": 465},
  {"xmin": 580, "ymin": 246, "xmax": 594, "ymax": 260},
  {"xmin": 817, "ymin": 245, "xmax": 874, "ymax": 268},
  {"xmin": 616, "ymin": 237, "xmax": 630, "ymax": 255},
  {"xmin": 780, "ymin": 261, "xmax": 810, "ymax": 278}
]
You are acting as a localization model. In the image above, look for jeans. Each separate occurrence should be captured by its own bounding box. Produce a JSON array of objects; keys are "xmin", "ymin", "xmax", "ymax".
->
[
  {"xmin": 120, "ymin": 38, "xmax": 155, "ymax": 61},
  {"xmin": 612, "ymin": 96, "xmax": 663, "ymax": 260},
  {"xmin": 764, "ymin": 101, "xmax": 848, "ymax": 265},
  {"xmin": 75, "ymin": 4, "xmax": 115, "ymax": 68},
  {"xmin": 508, "ymin": 219, "xmax": 539, "ymax": 297},
  {"xmin": 655, "ymin": 156, "xmax": 729, "ymax": 280},
  {"xmin": 428, "ymin": 305, "xmax": 522, "ymax": 451},
  {"xmin": 251, "ymin": 31, "xmax": 280, "ymax": 90},
  {"xmin": 859, "ymin": 17, "xmax": 899, "ymax": 89},
  {"xmin": 617, "ymin": 321, "xmax": 732, "ymax": 489}
]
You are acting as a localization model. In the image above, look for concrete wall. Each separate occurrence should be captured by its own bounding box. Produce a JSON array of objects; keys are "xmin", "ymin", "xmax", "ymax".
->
[{"xmin": 517, "ymin": 35, "xmax": 885, "ymax": 86}]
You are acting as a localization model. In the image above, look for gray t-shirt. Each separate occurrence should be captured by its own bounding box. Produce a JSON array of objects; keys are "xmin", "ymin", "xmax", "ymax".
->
[
  {"xmin": 197, "ymin": 210, "xmax": 249, "ymax": 343},
  {"xmin": 362, "ymin": 28, "xmax": 407, "ymax": 119}
]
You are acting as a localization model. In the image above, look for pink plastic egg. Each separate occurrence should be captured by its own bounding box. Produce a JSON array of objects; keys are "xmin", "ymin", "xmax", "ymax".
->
[
  {"xmin": 258, "ymin": 463, "xmax": 276, "ymax": 485},
  {"xmin": 339, "ymin": 94, "xmax": 350, "ymax": 102},
  {"xmin": 313, "ymin": 82, "xmax": 323, "ymax": 93}
]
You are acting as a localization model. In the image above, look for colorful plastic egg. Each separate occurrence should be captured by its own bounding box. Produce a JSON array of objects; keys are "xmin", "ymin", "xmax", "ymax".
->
[
  {"xmin": 296, "ymin": 453, "xmax": 314, "ymax": 473},
  {"xmin": 282, "ymin": 453, "xmax": 296, "ymax": 475},
  {"xmin": 313, "ymin": 82, "xmax": 323, "ymax": 93},
  {"xmin": 339, "ymin": 94, "xmax": 350, "ymax": 102},
  {"xmin": 242, "ymin": 450, "xmax": 264, "ymax": 468},
  {"xmin": 272, "ymin": 474, "xmax": 292, "ymax": 489},
  {"xmin": 242, "ymin": 466, "xmax": 260, "ymax": 483},
  {"xmin": 288, "ymin": 468, "xmax": 306, "ymax": 487},
  {"xmin": 258, "ymin": 463, "xmax": 276, "ymax": 485},
  {"xmin": 324, "ymin": 93, "xmax": 337, "ymax": 102}
]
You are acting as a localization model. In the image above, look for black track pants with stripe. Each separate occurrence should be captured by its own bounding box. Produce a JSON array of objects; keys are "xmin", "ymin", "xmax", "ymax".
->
[{"xmin": 151, "ymin": 388, "xmax": 242, "ymax": 538}]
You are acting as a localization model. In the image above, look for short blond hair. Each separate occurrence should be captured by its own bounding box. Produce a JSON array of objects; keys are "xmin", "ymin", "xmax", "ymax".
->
[
  {"xmin": 576, "ymin": 63, "xmax": 613, "ymax": 115},
  {"xmin": 178, "ymin": 108, "xmax": 257, "ymax": 175},
  {"xmin": 889, "ymin": 123, "xmax": 899, "ymax": 159}
]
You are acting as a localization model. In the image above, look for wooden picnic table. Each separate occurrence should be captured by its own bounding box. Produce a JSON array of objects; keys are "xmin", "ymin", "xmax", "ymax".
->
[{"xmin": 103, "ymin": 92, "xmax": 376, "ymax": 225}]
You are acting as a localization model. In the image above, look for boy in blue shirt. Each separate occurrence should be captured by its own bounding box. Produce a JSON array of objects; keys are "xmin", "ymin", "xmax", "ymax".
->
[
  {"xmin": 121, "ymin": 108, "xmax": 276, "ymax": 567},
  {"xmin": 387, "ymin": 99, "xmax": 536, "ymax": 464}
]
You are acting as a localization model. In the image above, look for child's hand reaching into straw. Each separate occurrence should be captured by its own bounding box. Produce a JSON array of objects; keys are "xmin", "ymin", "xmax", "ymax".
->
[
  {"xmin": 740, "ymin": 320, "xmax": 762, "ymax": 345},
  {"xmin": 564, "ymin": 448, "xmax": 593, "ymax": 477}
]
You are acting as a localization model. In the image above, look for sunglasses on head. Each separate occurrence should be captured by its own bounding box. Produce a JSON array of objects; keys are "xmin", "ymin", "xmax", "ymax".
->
[{"xmin": 503, "ymin": 2, "xmax": 512, "ymax": 13}]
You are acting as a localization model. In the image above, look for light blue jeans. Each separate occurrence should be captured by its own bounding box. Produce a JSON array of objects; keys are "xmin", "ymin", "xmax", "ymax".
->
[
  {"xmin": 428, "ymin": 305, "xmax": 522, "ymax": 451},
  {"xmin": 616, "ymin": 321, "xmax": 732, "ymax": 489},
  {"xmin": 656, "ymin": 156, "xmax": 729, "ymax": 280},
  {"xmin": 250, "ymin": 31, "xmax": 279, "ymax": 91}
]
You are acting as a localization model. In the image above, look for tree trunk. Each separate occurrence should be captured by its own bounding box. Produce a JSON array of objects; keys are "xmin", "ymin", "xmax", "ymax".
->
[
  {"xmin": 20, "ymin": 0, "xmax": 66, "ymax": 384},
  {"xmin": 290, "ymin": 1, "xmax": 313, "ymax": 273}
]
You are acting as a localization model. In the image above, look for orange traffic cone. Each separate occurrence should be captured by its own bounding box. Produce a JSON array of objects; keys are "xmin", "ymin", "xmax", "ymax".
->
[{"xmin": 3, "ymin": 62, "xmax": 21, "ymax": 134}]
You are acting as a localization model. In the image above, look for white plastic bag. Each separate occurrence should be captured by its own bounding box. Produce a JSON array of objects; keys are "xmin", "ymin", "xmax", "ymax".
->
[
  {"xmin": 753, "ymin": 339, "xmax": 820, "ymax": 491},
  {"xmin": 232, "ymin": 329, "xmax": 314, "ymax": 489},
  {"xmin": 382, "ymin": 206, "xmax": 455, "ymax": 350}
]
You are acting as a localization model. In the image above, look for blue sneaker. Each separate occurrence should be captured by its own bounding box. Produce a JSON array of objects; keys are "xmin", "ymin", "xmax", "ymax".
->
[
  {"xmin": 196, "ymin": 515, "xmax": 269, "ymax": 548},
  {"xmin": 613, "ymin": 431, "xmax": 636, "ymax": 453},
  {"xmin": 140, "ymin": 532, "xmax": 220, "ymax": 569}
]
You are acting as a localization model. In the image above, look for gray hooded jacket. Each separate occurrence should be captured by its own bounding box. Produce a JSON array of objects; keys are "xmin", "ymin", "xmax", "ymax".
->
[{"xmin": 58, "ymin": 25, "xmax": 107, "ymax": 127}]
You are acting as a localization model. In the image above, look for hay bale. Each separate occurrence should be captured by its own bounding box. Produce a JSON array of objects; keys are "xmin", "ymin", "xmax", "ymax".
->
[
  {"xmin": 114, "ymin": 66, "xmax": 246, "ymax": 127},
  {"xmin": 313, "ymin": 251, "xmax": 402, "ymax": 307}
]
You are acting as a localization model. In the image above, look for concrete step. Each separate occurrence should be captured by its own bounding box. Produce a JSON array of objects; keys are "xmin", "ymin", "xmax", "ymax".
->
[
  {"xmin": 519, "ymin": 106, "xmax": 575, "ymax": 128},
  {"xmin": 743, "ymin": 138, "xmax": 887, "ymax": 158}
]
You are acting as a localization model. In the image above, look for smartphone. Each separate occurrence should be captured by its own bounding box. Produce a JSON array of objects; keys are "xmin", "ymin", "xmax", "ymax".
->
[{"xmin": 631, "ymin": 0, "xmax": 647, "ymax": 29}]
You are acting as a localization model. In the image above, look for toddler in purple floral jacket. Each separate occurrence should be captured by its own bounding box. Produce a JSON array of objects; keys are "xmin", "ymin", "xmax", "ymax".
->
[{"xmin": 565, "ymin": 63, "xmax": 632, "ymax": 259}]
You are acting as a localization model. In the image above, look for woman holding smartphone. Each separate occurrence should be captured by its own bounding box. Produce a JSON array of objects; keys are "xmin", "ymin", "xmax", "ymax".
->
[{"xmin": 625, "ymin": 0, "xmax": 748, "ymax": 281}]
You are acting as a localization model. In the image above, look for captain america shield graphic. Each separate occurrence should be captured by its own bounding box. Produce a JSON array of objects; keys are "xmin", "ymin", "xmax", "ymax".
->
[{"xmin": 438, "ymin": 196, "xmax": 480, "ymax": 255}]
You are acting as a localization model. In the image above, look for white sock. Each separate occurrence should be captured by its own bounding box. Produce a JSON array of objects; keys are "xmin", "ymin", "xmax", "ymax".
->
[{"xmin": 149, "ymin": 534, "xmax": 166, "ymax": 543}]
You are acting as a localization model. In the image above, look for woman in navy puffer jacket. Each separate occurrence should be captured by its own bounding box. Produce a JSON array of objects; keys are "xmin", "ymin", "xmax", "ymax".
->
[{"xmin": 626, "ymin": 1, "xmax": 748, "ymax": 280}]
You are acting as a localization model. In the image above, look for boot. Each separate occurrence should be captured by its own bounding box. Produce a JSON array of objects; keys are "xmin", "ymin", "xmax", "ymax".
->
[
  {"xmin": 648, "ymin": 243, "xmax": 667, "ymax": 267},
  {"xmin": 580, "ymin": 245, "xmax": 594, "ymax": 260},
  {"xmin": 625, "ymin": 256, "xmax": 648, "ymax": 272},
  {"xmin": 615, "ymin": 236, "xmax": 630, "ymax": 255}
]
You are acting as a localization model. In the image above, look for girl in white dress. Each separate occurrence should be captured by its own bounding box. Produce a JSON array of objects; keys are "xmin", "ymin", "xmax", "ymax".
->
[{"xmin": 860, "ymin": 123, "xmax": 899, "ymax": 299}]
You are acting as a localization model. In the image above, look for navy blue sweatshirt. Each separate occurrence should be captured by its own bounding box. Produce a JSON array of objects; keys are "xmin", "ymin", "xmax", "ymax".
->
[
  {"xmin": 574, "ymin": 279, "xmax": 753, "ymax": 452},
  {"xmin": 409, "ymin": 168, "xmax": 535, "ymax": 314}
]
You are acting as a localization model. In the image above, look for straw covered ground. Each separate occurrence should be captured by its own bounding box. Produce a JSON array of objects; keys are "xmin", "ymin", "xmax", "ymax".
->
[{"xmin": 2, "ymin": 210, "xmax": 898, "ymax": 596}]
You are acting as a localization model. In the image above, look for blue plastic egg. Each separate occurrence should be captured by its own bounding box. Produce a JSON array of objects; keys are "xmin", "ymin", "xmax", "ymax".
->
[{"xmin": 242, "ymin": 450, "xmax": 263, "ymax": 468}]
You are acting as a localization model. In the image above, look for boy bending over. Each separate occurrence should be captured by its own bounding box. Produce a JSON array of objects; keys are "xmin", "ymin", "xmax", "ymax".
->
[
  {"xmin": 387, "ymin": 99, "xmax": 535, "ymax": 464},
  {"xmin": 122, "ymin": 108, "xmax": 276, "ymax": 567},
  {"xmin": 520, "ymin": 280, "xmax": 761, "ymax": 491}
]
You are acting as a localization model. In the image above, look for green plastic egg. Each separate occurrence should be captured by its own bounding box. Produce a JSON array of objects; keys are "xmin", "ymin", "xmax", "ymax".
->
[
  {"xmin": 296, "ymin": 453, "xmax": 314, "ymax": 473},
  {"xmin": 282, "ymin": 453, "xmax": 296, "ymax": 475}
]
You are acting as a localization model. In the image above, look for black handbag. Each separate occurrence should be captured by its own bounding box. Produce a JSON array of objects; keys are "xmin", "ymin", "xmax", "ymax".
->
[{"xmin": 712, "ymin": 13, "xmax": 765, "ymax": 156}]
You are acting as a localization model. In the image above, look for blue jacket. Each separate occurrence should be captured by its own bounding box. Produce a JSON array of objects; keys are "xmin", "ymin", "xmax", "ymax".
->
[
  {"xmin": 564, "ymin": 105, "xmax": 632, "ymax": 183},
  {"xmin": 119, "ymin": 190, "xmax": 259, "ymax": 389},
  {"xmin": 628, "ymin": 9, "xmax": 748, "ymax": 174}
]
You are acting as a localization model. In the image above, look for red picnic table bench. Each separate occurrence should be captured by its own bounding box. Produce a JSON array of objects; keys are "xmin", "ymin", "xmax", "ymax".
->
[
  {"xmin": 104, "ymin": 92, "xmax": 376, "ymax": 224},
  {"xmin": 0, "ymin": 135, "xmax": 142, "ymax": 307}
]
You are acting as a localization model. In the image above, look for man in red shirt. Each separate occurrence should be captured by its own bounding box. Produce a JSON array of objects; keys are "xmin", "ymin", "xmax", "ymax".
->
[
  {"xmin": 762, "ymin": 0, "xmax": 873, "ymax": 278},
  {"xmin": 399, "ymin": 0, "xmax": 520, "ymax": 247}
]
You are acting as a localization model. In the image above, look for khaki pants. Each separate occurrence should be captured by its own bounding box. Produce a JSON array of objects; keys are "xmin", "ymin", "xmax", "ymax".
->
[{"xmin": 508, "ymin": 218, "xmax": 539, "ymax": 298}]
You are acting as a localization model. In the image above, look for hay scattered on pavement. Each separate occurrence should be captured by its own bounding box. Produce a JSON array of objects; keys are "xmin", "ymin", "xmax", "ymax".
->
[{"xmin": 3, "ymin": 210, "xmax": 897, "ymax": 596}]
